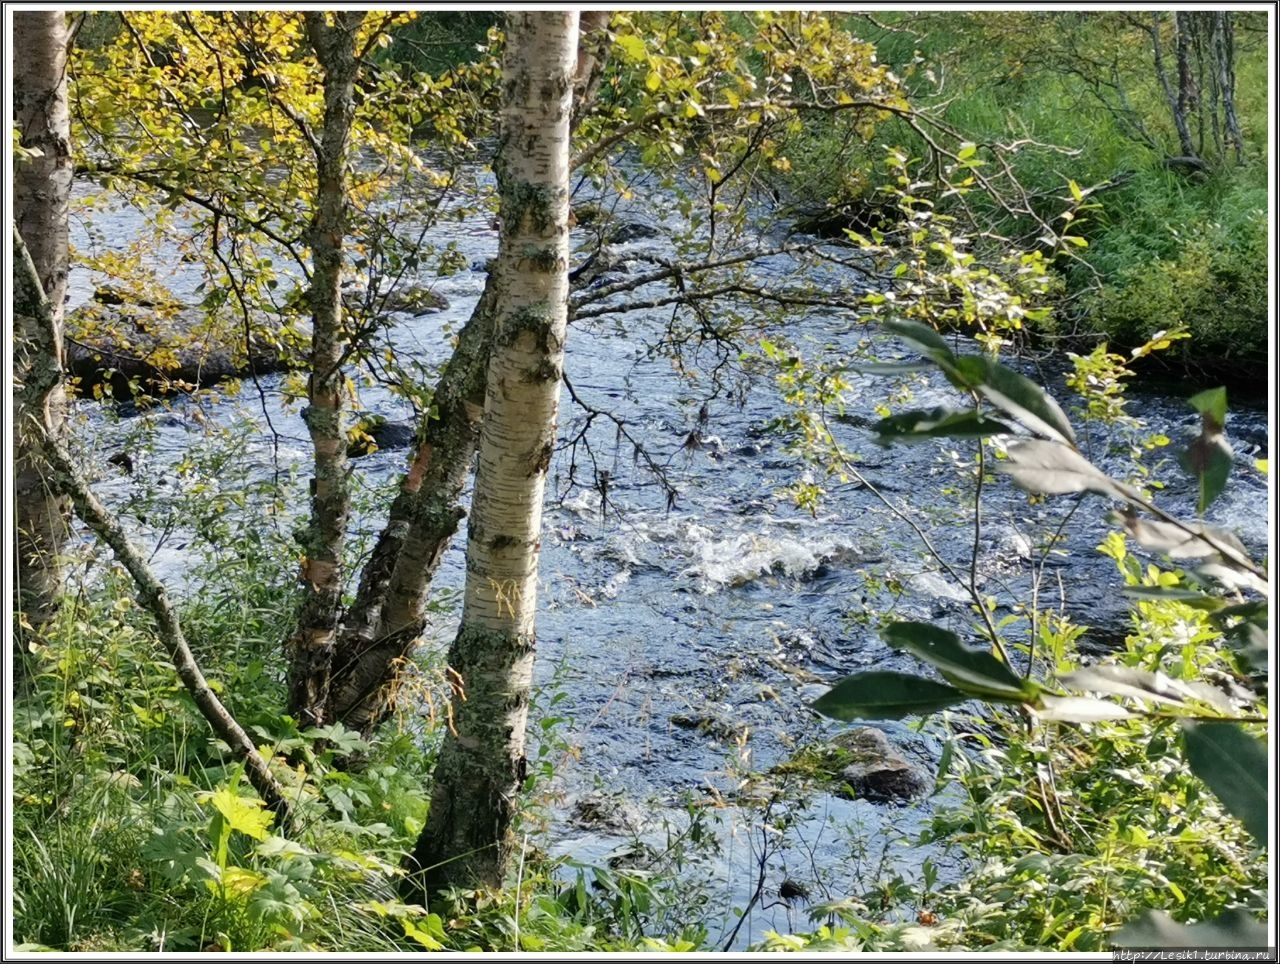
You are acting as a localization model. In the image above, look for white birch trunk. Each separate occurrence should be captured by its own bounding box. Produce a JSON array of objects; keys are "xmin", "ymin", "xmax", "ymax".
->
[
  {"xmin": 13, "ymin": 10, "xmax": 72, "ymax": 641},
  {"xmin": 407, "ymin": 10, "xmax": 578, "ymax": 896}
]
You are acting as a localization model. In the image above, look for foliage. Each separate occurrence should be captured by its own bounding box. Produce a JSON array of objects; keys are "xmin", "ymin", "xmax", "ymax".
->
[{"xmin": 796, "ymin": 11, "xmax": 1271, "ymax": 385}]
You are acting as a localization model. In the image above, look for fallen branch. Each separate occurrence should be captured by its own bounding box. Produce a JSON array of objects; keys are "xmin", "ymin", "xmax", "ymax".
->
[{"xmin": 15, "ymin": 225, "xmax": 296, "ymax": 830}]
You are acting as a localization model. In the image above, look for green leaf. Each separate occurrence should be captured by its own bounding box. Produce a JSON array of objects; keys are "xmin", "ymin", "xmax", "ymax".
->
[
  {"xmin": 1181, "ymin": 722, "xmax": 1268, "ymax": 844},
  {"xmin": 207, "ymin": 786, "xmax": 273, "ymax": 842},
  {"xmin": 871, "ymin": 407, "xmax": 1016, "ymax": 446},
  {"xmin": 1188, "ymin": 386, "xmax": 1228, "ymax": 429},
  {"xmin": 1112, "ymin": 908, "xmax": 1268, "ymax": 949},
  {"xmin": 615, "ymin": 34, "xmax": 647, "ymax": 63},
  {"xmin": 844, "ymin": 360, "xmax": 934, "ymax": 376},
  {"xmin": 812, "ymin": 671, "xmax": 968, "ymax": 721},
  {"xmin": 951, "ymin": 356, "xmax": 1076, "ymax": 445},
  {"xmin": 883, "ymin": 318, "xmax": 958, "ymax": 367},
  {"xmin": 1121, "ymin": 586, "xmax": 1226, "ymax": 611},
  {"xmin": 1181, "ymin": 417, "xmax": 1233, "ymax": 515},
  {"xmin": 881, "ymin": 622, "xmax": 1035, "ymax": 699},
  {"xmin": 1001, "ymin": 439, "xmax": 1119, "ymax": 497}
]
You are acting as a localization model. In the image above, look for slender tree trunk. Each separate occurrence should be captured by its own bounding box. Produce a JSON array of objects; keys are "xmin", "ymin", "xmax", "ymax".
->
[
  {"xmin": 1213, "ymin": 12, "xmax": 1245, "ymax": 162},
  {"xmin": 325, "ymin": 273, "xmax": 498, "ymax": 733},
  {"xmin": 405, "ymin": 11, "xmax": 578, "ymax": 898},
  {"xmin": 13, "ymin": 10, "xmax": 72, "ymax": 644},
  {"xmin": 1148, "ymin": 12, "xmax": 1198, "ymax": 162},
  {"xmin": 1171, "ymin": 13, "xmax": 1199, "ymax": 159},
  {"xmin": 329, "ymin": 14, "xmax": 613, "ymax": 736},
  {"xmin": 287, "ymin": 12, "xmax": 364, "ymax": 725}
]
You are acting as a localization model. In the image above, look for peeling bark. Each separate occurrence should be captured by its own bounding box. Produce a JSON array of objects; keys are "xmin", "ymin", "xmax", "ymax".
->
[
  {"xmin": 13, "ymin": 10, "xmax": 72, "ymax": 640},
  {"xmin": 287, "ymin": 12, "xmax": 364, "ymax": 725},
  {"xmin": 405, "ymin": 11, "xmax": 579, "ymax": 898},
  {"xmin": 326, "ymin": 273, "xmax": 498, "ymax": 733}
]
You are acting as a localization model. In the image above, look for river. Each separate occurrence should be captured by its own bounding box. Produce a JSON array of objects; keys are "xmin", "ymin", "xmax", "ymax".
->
[{"xmin": 65, "ymin": 167, "xmax": 1271, "ymax": 949}]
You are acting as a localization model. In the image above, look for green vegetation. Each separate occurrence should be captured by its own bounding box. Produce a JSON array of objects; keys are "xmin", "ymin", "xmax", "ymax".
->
[
  {"xmin": 12, "ymin": 10, "xmax": 1269, "ymax": 954},
  {"xmin": 777, "ymin": 11, "xmax": 1269, "ymax": 390}
]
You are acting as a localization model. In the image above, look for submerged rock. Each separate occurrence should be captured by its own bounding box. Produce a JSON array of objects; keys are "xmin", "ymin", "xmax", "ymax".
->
[{"xmin": 775, "ymin": 726, "xmax": 931, "ymax": 803}]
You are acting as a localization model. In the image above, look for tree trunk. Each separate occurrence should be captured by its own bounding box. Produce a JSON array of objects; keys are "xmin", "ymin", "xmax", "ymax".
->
[
  {"xmin": 325, "ymin": 272, "xmax": 497, "ymax": 733},
  {"xmin": 328, "ymin": 14, "xmax": 614, "ymax": 737},
  {"xmin": 287, "ymin": 12, "xmax": 364, "ymax": 725},
  {"xmin": 1148, "ymin": 12, "xmax": 1198, "ymax": 162},
  {"xmin": 13, "ymin": 10, "xmax": 72, "ymax": 644},
  {"xmin": 405, "ymin": 11, "xmax": 578, "ymax": 899},
  {"xmin": 1213, "ymin": 13, "xmax": 1245, "ymax": 162}
]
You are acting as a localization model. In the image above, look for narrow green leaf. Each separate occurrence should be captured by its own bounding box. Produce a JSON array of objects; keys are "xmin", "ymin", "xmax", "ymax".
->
[
  {"xmin": 871, "ymin": 407, "xmax": 1016, "ymax": 446},
  {"xmin": 1181, "ymin": 722, "xmax": 1268, "ymax": 844},
  {"xmin": 1035, "ymin": 694, "xmax": 1134, "ymax": 722},
  {"xmin": 952, "ymin": 356, "xmax": 1076, "ymax": 445},
  {"xmin": 1121, "ymin": 586, "xmax": 1226, "ymax": 611},
  {"xmin": 1113, "ymin": 908, "xmax": 1268, "ymax": 949},
  {"xmin": 882, "ymin": 622, "xmax": 1035, "ymax": 699},
  {"xmin": 1181, "ymin": 421, "xmax": 1233, "ymax": 515},
  {"xmin": 812, "ymin": 671, "xmax": 968, "ymax": 721}
]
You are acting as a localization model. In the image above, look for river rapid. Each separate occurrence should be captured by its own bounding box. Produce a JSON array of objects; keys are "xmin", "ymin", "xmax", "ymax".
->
[{"xmin": 66, "ymin": 165, "xmax": 1271, "ymax": 949}]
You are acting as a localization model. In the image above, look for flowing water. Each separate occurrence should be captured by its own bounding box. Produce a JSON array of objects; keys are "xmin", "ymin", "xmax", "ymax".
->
[{"xmin": 67, "ymin": 170, "xmax": 1271, "ymax": 948}]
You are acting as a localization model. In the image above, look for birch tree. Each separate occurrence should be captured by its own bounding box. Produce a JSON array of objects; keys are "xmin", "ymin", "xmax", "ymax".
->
[
  {"xmin": 405, "ymin": 10, "xmax": 579, "ymax": 898},
  {"xmin": 13, "ymin": 10, "xmax": 73, "ymax": 644}
]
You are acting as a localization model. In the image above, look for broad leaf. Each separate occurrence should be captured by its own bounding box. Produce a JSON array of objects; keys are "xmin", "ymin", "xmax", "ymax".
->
[
  {"xmin": 881, "ymin": 622, "xmax": 1035, "ymax": 699},
  {"xmin": 1181, "ymin": 722, "xmax": 1268, "ymax": 844},
  {"xmin": 207, "ymin": 786, "xmax": 274, "ymax": 841},
  {"xmin": 1113, "ymin": 909, "xmax": 1268, "ymax": 949},
  {"xmin": 872, "ymin": 407, "xmax": 1016, "ymax": 446},
  {"xmin": 1181, "ymin": 406, "xmax": 1233, "ymax": 515},
  {"xmin": 1188, "ymin": 386, "xmax": 1228, "ymax": 429},
  {"xmin": 812, "ymin": 671, "xmax": 968, "ymax": 721},
  {"xmin": 883, "ymin": 318, "xmax": 957, "ymax": 364},
  {"xmin": 1112, "ymin": 510, "xmax": 1251, "ymax": 562},
  {"xmin": 952, "ymin": 355, "xmax": 1076, "ymax": 445},
  {"xmin": 1035, "ymin": 694, "xmax": 1134, "ymax": 722},
  {"xmin": 1001, "ymin": 440, "xmax": 1119, "ymax": 497}
]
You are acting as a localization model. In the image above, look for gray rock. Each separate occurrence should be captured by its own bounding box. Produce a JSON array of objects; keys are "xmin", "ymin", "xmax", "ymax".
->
[{"xmin": 832, "ymin": 727, "xmax": 931, "ymax": 803}]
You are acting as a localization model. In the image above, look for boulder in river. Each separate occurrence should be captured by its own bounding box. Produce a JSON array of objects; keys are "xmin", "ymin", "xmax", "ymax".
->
[
  {"xmin": 347, "ymin": 414, "xmax": 417, "ymax": 457},
  {"xmin": 66, "ymin": 287, "xmax": 302, "ymax": 399},
  {"xmin": 775, "ymin": 726, "xmax": 931, "ymax": 803}
]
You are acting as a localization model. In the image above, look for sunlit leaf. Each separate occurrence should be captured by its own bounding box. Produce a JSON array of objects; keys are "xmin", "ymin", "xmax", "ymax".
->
[
  {"xmin": 1034, "ymin": 694, "xmax": 1134, "ymax": 722},
  {"xmin": 1182, "ymin": 722, "xmax": 1268, "ymax": 844},
  {"xmin": 812, "ymin": 671, "xmax": 968, "ymax": 721},
  {"xmin": 207, "ymin": 786, "xmax": 273, "ymax": 841},
  {"xmin": 1001, "ymin": 439, "xmax": 1119, "ymax": 497},
  {"xmin": 952, "ymin": 356, "xmax": 1076, "ymax": 445},
  {"xmin": 1111, "ymin": 509, "xmax": 1250, "ymax": 561},
  {"xmin": 1062, "ymin": 665, "xmax": 1233, "ymax": 713},
  {"xmin": 881, "ymin": 622, "xmax": 1035, "ymax": 699}
]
